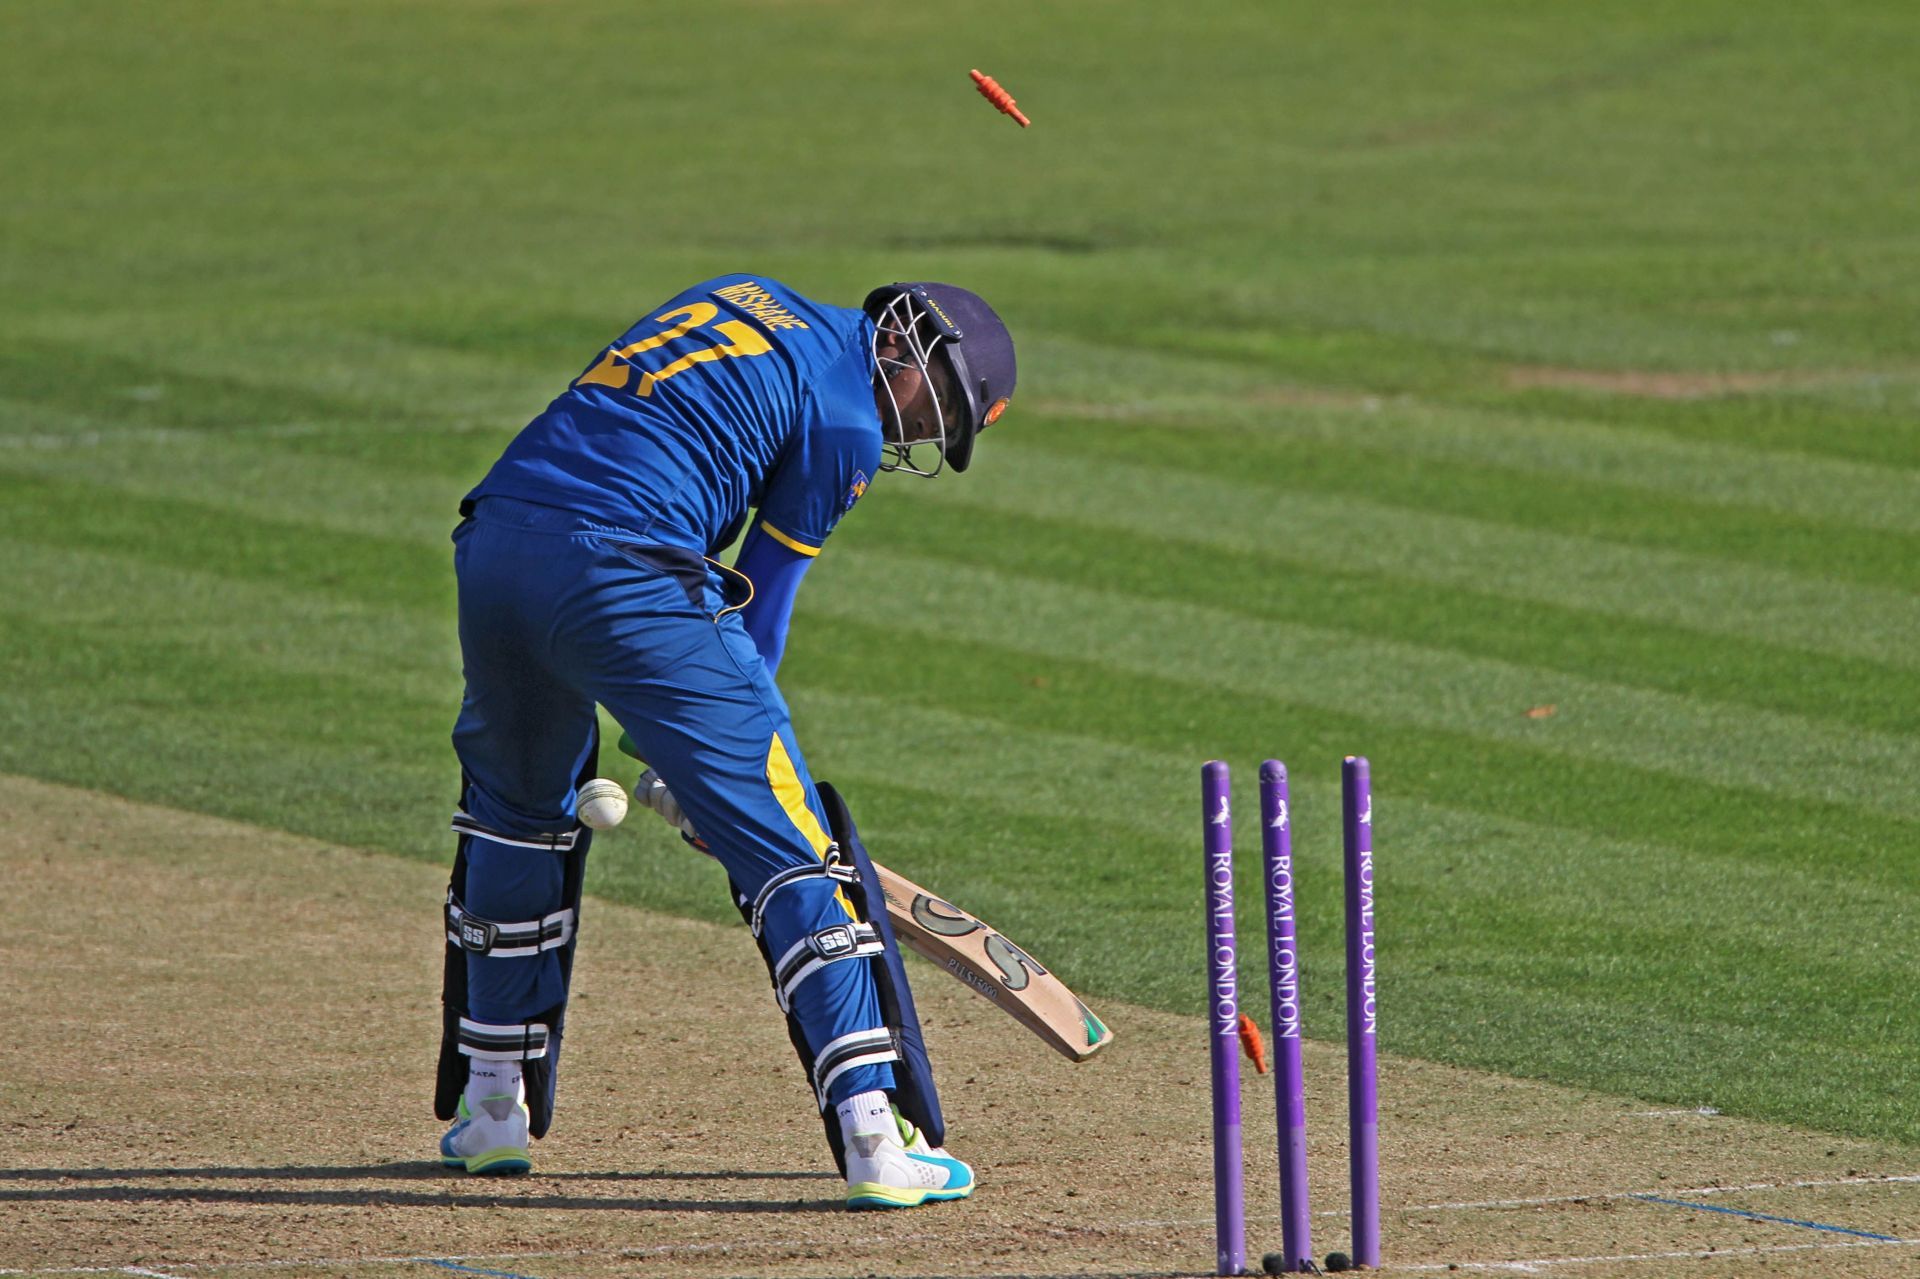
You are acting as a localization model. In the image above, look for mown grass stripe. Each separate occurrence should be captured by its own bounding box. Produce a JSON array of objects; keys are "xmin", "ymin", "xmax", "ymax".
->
[
  {"xmin": 801, "ymin": 547, "xmax": 1920, "ymax": 822},
  {"xmin": 0, "ymin": 672, "xmax": 454, "ymax": 861},
  {"xmin": 1074, "ymin": 397, "xmax": 1920, "ymax": 539},
  {"xmin": 785, "ymin": 683, "xmax": 1920, "ymax": 920},
  {"xmin": 933, "ymin": 445, "xmax": 1920, "ymax": 668},
  {"xmin": 1115, "ymin": 424, "xmax": 1920, "ymax": 593},
  {"xmin": 1017, "ymin": 319, "xmax": 1920, "ymax": 469},
  {"xmin": 0, "ymin": 539, "xmax": 457, "ymax": 702},
  {"xmin": 855, "ymin": 497, "xmax": 1915, "ymax": 736},
  {"xmin": 2, "ymin": 607, "xmax": 452, "ymax": 761},
  {"xmin": 0, "ymin": 338, "xmax": 393, "ymax": 437},
  {"xmin": 0, "ymin": 416, "xmax": 504, "ymax": 543},
  {"xmin": 790, "ymin": 603, "xmax": 1920, "ymax": 894},
  {"xmin": 1475, "ymin": 386, "xmax": 1920, "ymax": 473},
  {"xmin": 0, "ymin": 472, "xmax": 457, "ymax": 614}
]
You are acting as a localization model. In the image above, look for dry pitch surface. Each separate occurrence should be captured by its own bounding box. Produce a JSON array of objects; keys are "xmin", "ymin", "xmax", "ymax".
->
[{"xmin": 5, "ymin": 776, "xmax": 1916, "ymax": 1278}]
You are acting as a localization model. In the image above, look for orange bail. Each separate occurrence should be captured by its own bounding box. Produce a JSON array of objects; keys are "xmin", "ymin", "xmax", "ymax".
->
[
  {"xmin": 1237, "ymin": 1012, "xmax": 1269, "ymax": 1074},
  {"xmin": 970, "ymin": 69, "xmax": 1031, "ymax": 128}
]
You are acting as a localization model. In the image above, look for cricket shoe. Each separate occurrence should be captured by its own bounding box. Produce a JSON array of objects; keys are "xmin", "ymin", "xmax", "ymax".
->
[
  {"xmin": 439, "ymin": 1092, "xmax": 531, "ymax": 1175},
  {"xmin": 844, "ymin": 1108, "xmax": 974, "ymax": 1210}
]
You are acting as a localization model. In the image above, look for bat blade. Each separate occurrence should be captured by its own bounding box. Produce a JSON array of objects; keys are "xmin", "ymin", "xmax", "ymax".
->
[{"xmin": 872, "ymin": 862, "xmax": 1113, "ymax": 1061}]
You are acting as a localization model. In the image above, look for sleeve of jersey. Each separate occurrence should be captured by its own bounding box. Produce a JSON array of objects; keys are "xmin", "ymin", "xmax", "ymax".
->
[
  {"xmin": 734, "ymin": 525, "xmax": 812, "ymax": 675},
  {"xmin": 753, "ymin": 350, "xmax": 881, "ymax": 559}
]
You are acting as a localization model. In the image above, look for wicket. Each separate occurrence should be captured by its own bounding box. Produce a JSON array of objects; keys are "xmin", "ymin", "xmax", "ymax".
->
[
  {"xmin": 1202, "ymin": 761, "xmax": 1245, "ymax": 1277},
  {"xmin": 1342, "ymin": 757, "xmax": 1379, "ymax": 1270},
  {"xmin": 1203, "ymin": 757, "xmax": 1379, "ymax": 1275}
]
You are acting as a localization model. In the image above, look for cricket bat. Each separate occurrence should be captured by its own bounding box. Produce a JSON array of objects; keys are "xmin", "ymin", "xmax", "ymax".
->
[
  {"xmin": 614, "ymin": 736, "xmax": 1112, "ymax": 1061},
  {"xmin": 871, "ymin": 862, "xmax": 1114, "ymax": 1062}
]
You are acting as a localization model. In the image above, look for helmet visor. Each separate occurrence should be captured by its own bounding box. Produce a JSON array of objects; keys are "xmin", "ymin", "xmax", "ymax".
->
[{"xmin": 869, "ymin": 289, "xmax": 978, "ymax": 476}]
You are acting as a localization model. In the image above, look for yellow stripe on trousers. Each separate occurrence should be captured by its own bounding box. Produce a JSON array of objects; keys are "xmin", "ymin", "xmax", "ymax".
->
[{"xmin": 766, "ymin": 733, "xmax": 857, "ymax": 921}]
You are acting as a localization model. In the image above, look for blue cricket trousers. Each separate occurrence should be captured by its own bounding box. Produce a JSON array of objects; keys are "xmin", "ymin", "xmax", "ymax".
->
[{"xmin": 449, "ymin": 496, "xmax": 894, "ymax": 1106}]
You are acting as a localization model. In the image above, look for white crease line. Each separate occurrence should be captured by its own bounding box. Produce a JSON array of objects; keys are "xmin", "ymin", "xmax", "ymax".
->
[
  {"xmin": 1397, "ymin": 1235, "xmax": 1920, "ymax": 1273},
  {"xmin": 1631, "ymin": 1108, "xmax": 1719, "ymax": 1117},
  {"xmin": 1087, "ymin": 1171, "xmax": 1920, "ymax": 1231},
  {"xmin": 123, "ymin": 1268, "xmax": 192, "ymax": 1279},
  {"xmin": 1396, "ymin": 1171, "xmax": 1920, "ymax": 1215}
]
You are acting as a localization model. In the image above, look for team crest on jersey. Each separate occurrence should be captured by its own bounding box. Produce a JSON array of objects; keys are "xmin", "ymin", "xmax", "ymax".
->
[{"xmin": 845, "ymin": 471, "xmax": 869, "ymax": 512}]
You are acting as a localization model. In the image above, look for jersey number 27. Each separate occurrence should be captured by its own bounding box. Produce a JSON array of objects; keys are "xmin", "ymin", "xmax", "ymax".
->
[{"xmin": 574, "ymin": 303, "xmax": 772, "ymax": 397}]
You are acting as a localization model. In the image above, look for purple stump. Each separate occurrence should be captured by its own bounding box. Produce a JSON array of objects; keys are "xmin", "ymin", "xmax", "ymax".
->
[
  {"xmin": 1260, "ymin": 761, "xmax": 1311, "ymax": 1272},
  {"xmin": 1342, "ymin": 756, "xmax": 1380, "ymax": 1270},
  {"xmin": 1203, "ymin": 760, "xmax": 1244, "ymax": 1277}
]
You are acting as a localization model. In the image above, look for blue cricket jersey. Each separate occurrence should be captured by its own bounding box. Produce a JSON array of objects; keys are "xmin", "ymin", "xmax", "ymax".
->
[{"xmin": 466, "ymin": 274, "xmax": 882, "ymax": 558}]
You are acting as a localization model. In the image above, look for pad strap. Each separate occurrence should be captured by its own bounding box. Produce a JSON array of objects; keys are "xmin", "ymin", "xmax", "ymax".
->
[
  {"xmin": 748, "ymin": 848, "xmax": 857, "ymax": 937},
  {"xmin": 811, "ymin": 1027, "xmax": 899, "ymax": 1108},
  {"xmin": 773, "ymin": 921, "xmax": 885, "ymax": 1013},
  {"xmin": 458, "ymin": 1016, "xmax": 550, "ymax": 1062},
  {"xmin": 445, "ymin": 890, "xmax": 576, "ymax": 958},
  {"xmin": 451, "ymin": 810, "xmax": 579, "ymax": 852}
]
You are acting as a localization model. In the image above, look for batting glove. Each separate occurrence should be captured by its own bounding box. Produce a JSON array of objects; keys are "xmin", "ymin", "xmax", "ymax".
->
[{"xmin": 635, "ymin": 768, "xmax": 699, "ymax": 840}]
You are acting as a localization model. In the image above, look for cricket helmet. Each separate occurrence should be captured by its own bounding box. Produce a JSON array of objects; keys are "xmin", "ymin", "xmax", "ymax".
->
[{"xmin": 864, "ymin": 282, "xmax": 1016, "ymax": 475}]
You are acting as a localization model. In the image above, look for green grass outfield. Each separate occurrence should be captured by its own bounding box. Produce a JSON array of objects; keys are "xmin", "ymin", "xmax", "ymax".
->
[{"xmin": 4, "ymin": 0, "xmax": 1917, "ymax": 1144}]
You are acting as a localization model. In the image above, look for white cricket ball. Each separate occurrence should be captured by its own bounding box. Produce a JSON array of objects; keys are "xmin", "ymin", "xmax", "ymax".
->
[{"xmin": 576, "ymin": 778, "xmax": 629, "ymax": 830}]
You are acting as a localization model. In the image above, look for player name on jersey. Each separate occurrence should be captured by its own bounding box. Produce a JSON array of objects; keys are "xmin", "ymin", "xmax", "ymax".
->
[{"xmin": 713, "ymin": 281, "xmax": 811, "ymax": 331}]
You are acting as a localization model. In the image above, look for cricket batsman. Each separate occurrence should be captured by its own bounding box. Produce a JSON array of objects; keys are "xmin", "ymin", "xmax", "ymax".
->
[{"xmin": 432, "ymin": 275, "xmax": 1016, "ymax": 1210}]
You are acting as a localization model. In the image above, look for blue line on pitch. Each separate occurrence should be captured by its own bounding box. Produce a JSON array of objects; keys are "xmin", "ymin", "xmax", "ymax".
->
[
  {"xmin": 1631, "ymin": 1193, "xmax": 1898, "ymax": 1241},
  {"xmin": 420, "ymin": 1260, "xmax": 542, "ymax": 1279}
]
